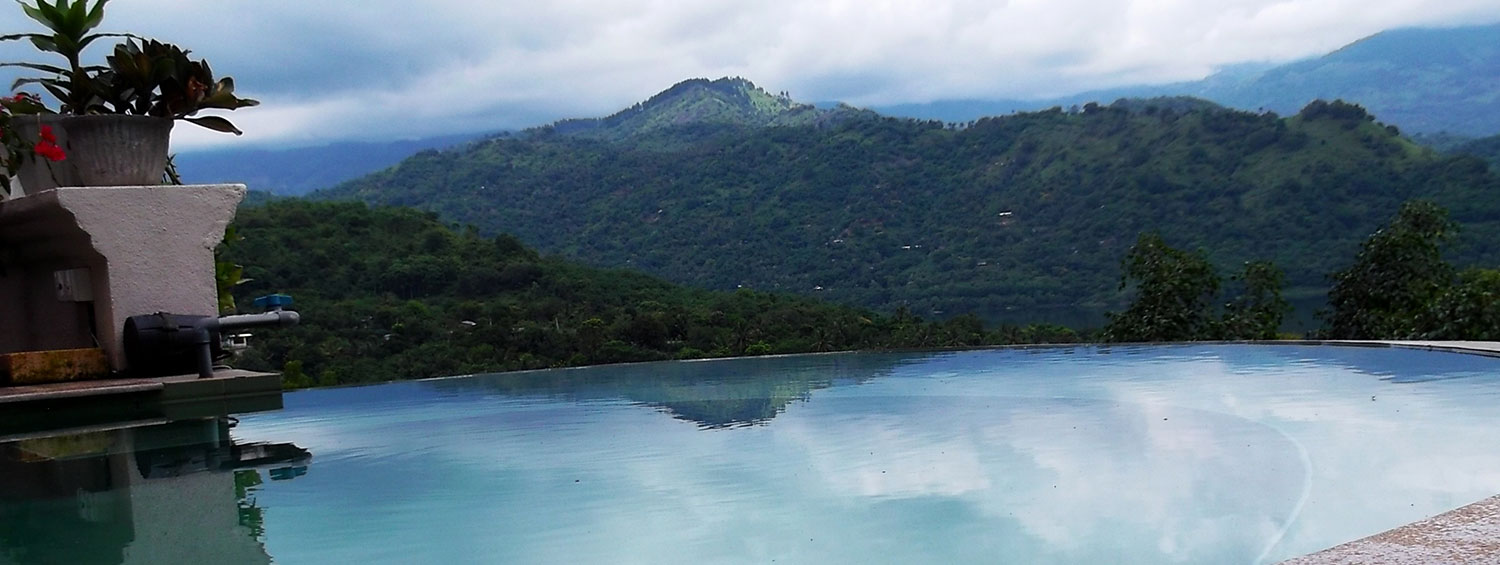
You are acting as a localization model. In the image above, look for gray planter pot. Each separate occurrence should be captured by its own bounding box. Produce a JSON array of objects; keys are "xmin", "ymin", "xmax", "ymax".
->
[{"xmin": 14, "ymin": 115, "xmax": 173, "ymax": 193}]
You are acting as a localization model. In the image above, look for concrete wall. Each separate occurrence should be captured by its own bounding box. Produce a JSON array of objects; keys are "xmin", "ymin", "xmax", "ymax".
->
[{"xmin": 0, "ymin": 185, "xmax": 246, "ymax": 371}]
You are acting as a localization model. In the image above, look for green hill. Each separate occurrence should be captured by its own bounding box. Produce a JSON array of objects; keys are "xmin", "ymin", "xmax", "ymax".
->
[
  {"xmin": 318, "ymin": 85, "xmax": 1500, "ymax": 326},
  {"xmin": 226, "ymin": 201, "xmax": 1069, "ymax": 386}
]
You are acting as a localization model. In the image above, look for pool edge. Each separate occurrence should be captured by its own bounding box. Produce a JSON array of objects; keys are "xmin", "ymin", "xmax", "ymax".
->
[
  {"xmin": 1278, "ymin": 494, "xmax": 1500, "ymax": 565},
  {"xmin": 1275, "ymin": 339, "xmax": 1500, "ymax": 564}
]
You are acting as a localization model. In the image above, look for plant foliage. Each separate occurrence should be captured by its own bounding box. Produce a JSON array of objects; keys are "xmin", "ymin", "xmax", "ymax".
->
[
  {"xmin": 99, "ymin": 39, "xmax": 258, "ymax": 133},
  {"xmin": 1323, "ymin": 200, "xmax": 1457, "ymax": 338},
  {"xmin": 1103, "ymin": 233, "xmax": 1221, "ymax": 341},
  {"xmin": 0, "ymin": 0, "xmax": 121, "ymax": 113},
  {"xmin": 2, "ymin": 0, "xmax": 257, "ymax": 133},
  {"xmin": 1102, "ymin": 234, "xmax": 1289, "ymax": 341}
]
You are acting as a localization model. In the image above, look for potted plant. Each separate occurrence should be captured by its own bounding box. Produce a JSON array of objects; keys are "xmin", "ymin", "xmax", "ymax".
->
[{"xmin": 1, "ymin": 0, "xmax": 257, "ymax": 190}]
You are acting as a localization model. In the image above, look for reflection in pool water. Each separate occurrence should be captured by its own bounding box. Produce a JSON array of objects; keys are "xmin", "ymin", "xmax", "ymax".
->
[
  {"xmin": 0, "ymin": 418, "xmax": 310, "ymax": 564},
  {"xmin": 7, "ymin": 345, "xmax": 1500, "ymax": 563}
]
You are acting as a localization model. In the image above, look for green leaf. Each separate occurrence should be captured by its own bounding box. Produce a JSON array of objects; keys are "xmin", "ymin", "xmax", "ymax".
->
[
  {"xmin": 83, "ymin": 0, "xmax": 106, "ymax": 30},
  {"xmin": 66, "ymin": 0, "xmax": 87, "ymax": 32},
  {"xmin": 21, "ymin": 3, "xmax": 60, "ymax": 34},
  {"xmin": 9, "ymin": 76, "xmax": 59, "ymax": 90},
  {"xmin": 30, "ymin": 35, "xmax": 58, "ymax": 54},
  {"xmin": 75, "ymin": 31, "xmax": 131, "ymax": 51},
  {"xmin": 185, "ymin": 115, "xmax": 244, "ymax": 135},
  {"xmin": 40, "ymin": 81, "xmax": 69, "ymax": 104},
  {"xmin": 26, "ymin": 34, "xmax": 62, "ymax": 55},
  {"xmin": 0, "ymin": 61, "xmax": 70, "ymax": 74},
  {"xmin": 0, "ymin": 32, "xmax": 48, "ymax": 42}
]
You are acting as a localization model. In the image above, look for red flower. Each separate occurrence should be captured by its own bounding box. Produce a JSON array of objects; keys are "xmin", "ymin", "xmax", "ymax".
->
[
  {"xmin": 38, "ymin": 125, "xmax": 56, "ymax": 144},
  {"xmin": 34, "ymin": 141, "xmax": 65, "ymax": 162}
]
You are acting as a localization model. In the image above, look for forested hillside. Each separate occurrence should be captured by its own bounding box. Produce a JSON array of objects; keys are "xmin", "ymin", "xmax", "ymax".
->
[
  {"xmin": 225, "ymin": 201, "xmax": 1076, "ymax": 387},
  {"xmin": 1455, "ymin": 135, "xmax": 1500, "ymax": 171},
  {"xmin": 321, "ymin": 95, "xmax": 1500, "ymax": 325}
]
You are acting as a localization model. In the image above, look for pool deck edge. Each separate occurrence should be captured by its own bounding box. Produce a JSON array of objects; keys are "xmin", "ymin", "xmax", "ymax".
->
[
  {"xmin": 1330, "ymin": 340, "xmax": 1500, "ymax": 358},
  {"xmin": 1279, "ymin": 494, "xmax": 1500, "ymax": 565},
  {"xmin": 0, "ymin": 369, "xmax": 283, "ymax": 440}
]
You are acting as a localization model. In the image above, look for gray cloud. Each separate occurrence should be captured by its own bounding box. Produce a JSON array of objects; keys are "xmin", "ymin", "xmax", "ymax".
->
[{"xmin": 2, "ymin": 0, "xmax": 1498, "ymax": 150}]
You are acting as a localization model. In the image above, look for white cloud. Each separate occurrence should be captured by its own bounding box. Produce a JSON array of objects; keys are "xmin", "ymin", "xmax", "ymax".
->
[{"xmin": 3, "ymin": 0, "xmax": 1498, "ymax": 149}]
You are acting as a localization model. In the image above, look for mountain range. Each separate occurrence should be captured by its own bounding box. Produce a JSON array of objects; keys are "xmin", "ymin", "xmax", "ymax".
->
[
  {"xmin": 173, "ymin": 133, "xmax": 483, "ymax": 196},
  {"xmin": 184, "ymin": 24, "xmax": 1500, "ymax": 196},
  {"xmin": 316, "ymin": 81, "xmax": 1500, "ymax": 325},
  {"xmin": 875, "ymin": 23, "xmax": 1500, "ymax": 137}
]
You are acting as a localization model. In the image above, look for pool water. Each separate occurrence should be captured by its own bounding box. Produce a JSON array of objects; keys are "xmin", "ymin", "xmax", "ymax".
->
[{"xmin": 6, "ymin": 344, "xmax": 1500, "ymax": 564}]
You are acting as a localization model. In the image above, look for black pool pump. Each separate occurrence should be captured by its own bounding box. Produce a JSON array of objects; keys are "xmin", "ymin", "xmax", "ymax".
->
[{"xmin": 123, "ymin": 294, "xmax": 300, "ymax": 379}]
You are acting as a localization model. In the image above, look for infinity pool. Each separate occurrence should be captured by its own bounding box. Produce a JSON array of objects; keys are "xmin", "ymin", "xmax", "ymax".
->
[{"xmin": 5, "ymin": 344, "xmax": 1500, "ymax": 564}]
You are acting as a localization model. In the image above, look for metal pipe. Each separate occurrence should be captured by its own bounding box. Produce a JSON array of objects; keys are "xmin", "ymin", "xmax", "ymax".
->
[
  {"xmin": 189, "ymin": 311, "xmax": 302, "ymax": 378},
  {"xmin": 217, "ymin": 310, "xmax": 300, "ymax": 332}
]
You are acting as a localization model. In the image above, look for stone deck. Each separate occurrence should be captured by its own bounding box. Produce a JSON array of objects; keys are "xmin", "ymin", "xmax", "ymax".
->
[{"xmin": 1280, "ymin": 495, "xmax": 1500, "ymax": 564}]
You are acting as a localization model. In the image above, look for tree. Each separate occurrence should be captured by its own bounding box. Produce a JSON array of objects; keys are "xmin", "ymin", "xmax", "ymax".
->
[
  {"xmin": 1323, "ymin": 200, "xmax": 1456, "ymax": 339},
  {"xmin": 1104, "ymin": 233, "xmax": 1220, "ymax": 342},
  {"xmin": 1419, "ymin": 268, "xmax": 1500, "ymax": 340},
  {"xmin": 1219, "ymin": 261, "xmax": 1290, "ymax": 340}
]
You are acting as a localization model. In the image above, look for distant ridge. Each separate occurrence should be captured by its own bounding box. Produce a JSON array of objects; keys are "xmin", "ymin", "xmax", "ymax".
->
[
  {"xmin": 1453, "ymin": 134, "xmax": 1500, "ymax": 171},
  {"xmin": 1189, "ymin": 24, "xmax": 1500, "ymax": 135},
  {"xmin": 875, "ymin": 23, "xmax": 1500, "ymax": 136},
  {"xmin": 173, "ymin": 133, "xmax": 484, "ymax": 196}
]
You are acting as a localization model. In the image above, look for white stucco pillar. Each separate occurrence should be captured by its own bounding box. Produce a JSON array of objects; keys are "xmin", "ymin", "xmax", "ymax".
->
[{"xmin": 0, "ymin": 184, "xmax": 246, "ymax": 371}]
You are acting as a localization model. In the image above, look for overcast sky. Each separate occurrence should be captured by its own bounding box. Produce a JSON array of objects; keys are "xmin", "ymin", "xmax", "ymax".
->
[{"xmin": 4, "ymin": 0, "xmax": 1499, "ymax": 151}]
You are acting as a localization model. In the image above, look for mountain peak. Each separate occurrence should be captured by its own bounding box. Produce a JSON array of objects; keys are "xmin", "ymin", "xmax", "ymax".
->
[{"xmin": 547, "ymin": 77, "xmax": 866, "ymax": 139}]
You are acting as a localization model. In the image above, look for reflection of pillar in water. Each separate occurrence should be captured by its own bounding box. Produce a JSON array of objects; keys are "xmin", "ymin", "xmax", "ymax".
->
[
  {"xmin": 118, "ymin": 466, "xmax": 272, "ymax": 563},
  {"xmin": 0, "ymin": 430, "xmax": 135, "ymax": 563},
  {"xmin": 0, "ymin": 418, "xmax": 306, "ymax": 564}
]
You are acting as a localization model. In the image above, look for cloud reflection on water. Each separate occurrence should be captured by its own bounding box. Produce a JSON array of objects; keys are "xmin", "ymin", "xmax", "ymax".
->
[{"xmin": 230, "ymin": 345, "xmax": 1500, "ymax": 564}]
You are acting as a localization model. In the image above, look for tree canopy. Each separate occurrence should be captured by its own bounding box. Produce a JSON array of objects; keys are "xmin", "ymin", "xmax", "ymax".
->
[
  {"xmin": 320, "ymin": 100, "xmax": 1500, "ymax": 326},
  {"xmin": 224, "ymin": 200, "xmax": 1081, "ymax": 388},
  {"xmin": 1323, "ymin": 200, "xmax": 1456, "ymax": 339},
  {"xmin": 1103, "ymin": 234, "xmax": 1288, "ymax": 342}
]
